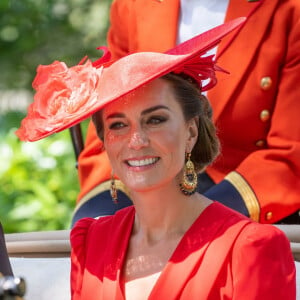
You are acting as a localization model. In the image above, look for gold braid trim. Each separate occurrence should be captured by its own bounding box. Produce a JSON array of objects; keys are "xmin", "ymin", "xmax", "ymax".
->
[
  {"xmin": 225, "ymin": 171, "xmax": 260, "ymax": 222},
  {"xmin": 73, "ymin": 180, "xmax": 130, "ymax": 217}
]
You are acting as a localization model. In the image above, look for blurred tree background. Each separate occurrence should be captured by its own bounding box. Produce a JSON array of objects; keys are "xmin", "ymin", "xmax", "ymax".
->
[{"xmin": 0, "ymin": 0, "xmax": 112, "ymax": 232}]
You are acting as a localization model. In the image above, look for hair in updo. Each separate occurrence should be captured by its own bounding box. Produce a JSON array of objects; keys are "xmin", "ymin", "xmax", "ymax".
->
[
  {"xmin": 161, "ymin": 73, "xmax": 220, "ymax": 173},
  {"xmin": 92, "ymin": 72, "xmax": 220, "ymax": 173}
]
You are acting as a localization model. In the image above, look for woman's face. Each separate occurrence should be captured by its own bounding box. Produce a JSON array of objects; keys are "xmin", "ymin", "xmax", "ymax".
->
[{"xmin": 101, "ymin": 78, "xmax": 198, "ymax": 193}]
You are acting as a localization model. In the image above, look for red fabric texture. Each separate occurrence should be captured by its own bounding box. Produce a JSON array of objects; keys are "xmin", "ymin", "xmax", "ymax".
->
[{"xmin": 70, "ymin": 202, "xmax": 296, "ymax": 299}]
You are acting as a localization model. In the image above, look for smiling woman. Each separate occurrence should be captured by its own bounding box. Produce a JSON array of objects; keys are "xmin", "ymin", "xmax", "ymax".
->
[
  {"xmin": 15, "ymin": 18, "xmax": 296, "ymax": 300},
  {"xmin": 91, "ymin": 75, "xmax": 218, "ymax": 197},
  {"xmin": 101, "ymin": 78, "xmax": 198, "ymax": 194}
]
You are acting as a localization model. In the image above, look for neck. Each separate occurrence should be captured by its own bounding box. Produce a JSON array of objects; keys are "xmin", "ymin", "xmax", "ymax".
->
[{"xmin": 129, "ymin": 182, "xmax": 211, "ymax": 244}]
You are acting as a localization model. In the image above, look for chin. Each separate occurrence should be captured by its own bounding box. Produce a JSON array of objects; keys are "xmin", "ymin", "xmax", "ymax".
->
[{"xmin": 126, "ymin": 180, "xmax": 160, "ymax": 193}]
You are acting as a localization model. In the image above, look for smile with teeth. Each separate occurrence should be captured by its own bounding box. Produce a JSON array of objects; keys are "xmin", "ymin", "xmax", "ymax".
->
[{"xmin": 126, "ymin": 157, "xmax": 159, "ymax": 167}]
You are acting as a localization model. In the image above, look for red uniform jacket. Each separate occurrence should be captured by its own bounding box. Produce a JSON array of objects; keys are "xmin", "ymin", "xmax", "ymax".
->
[
  {"xmin": 77, "ymin": 0, "xmax": 300, "ymax": 223},
  {"xmin": 70, "ymin": 203, "xmax": 296, "ymax": 299}
]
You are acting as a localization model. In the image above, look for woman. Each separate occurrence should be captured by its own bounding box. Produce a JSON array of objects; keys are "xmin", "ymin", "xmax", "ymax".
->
[{"xmin": 16, "ymin": 19, "xmax": 295, "ymax": 299}]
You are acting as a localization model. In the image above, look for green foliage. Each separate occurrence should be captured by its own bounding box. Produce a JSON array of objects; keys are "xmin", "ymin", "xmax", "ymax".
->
[
  {"xmin": 0, "ymin": 0, "xmax": 111, "ymax": 232},
  {"xmin": 0, "ymin": 112, "xmax": 81, "ymax": 232},
  {"xmin": 0, "ymin": 0, "xmax": 112, "ymax": 90}
]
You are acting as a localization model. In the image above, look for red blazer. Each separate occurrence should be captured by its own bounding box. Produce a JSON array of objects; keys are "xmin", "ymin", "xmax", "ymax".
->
[
  {"xmin": 77, "ymin": 0, "xmax": 300, "ymax": 223},
  {"xmin": 70, "ymin": 203, "xmax": 296, "ymax": 299}
]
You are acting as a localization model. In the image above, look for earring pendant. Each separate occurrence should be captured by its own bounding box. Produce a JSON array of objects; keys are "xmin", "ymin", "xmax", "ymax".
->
[
  {"xmin": 110, "ymin": 174, "xmax": 118, "ymax": 204},
  {"xmin": 180, "ymin": 153, "xmax": 198, "ymax": 196}
]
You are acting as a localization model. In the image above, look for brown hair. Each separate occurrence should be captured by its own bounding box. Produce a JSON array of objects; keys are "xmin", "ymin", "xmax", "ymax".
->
[
  {"xmin": 92, "ymin": 73, "xmax": 220, "ymax": 172},
  {"xmin": 162, "ymin": 73, "xmax": 220, "ymax": 172}
]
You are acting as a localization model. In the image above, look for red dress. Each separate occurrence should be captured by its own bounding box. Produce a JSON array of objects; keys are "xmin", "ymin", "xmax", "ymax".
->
[{"xmin": 70, "ymin": 202, "xmax": 296, "ymax": 299}]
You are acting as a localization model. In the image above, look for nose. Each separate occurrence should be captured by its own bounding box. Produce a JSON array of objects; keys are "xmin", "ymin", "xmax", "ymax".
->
[{"xmin": 128, "ymin": 127, "xmax": 149, "ymax": 149}]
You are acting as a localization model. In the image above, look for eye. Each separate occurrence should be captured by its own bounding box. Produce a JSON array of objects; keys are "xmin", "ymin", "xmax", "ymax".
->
[
  {"xmin": 147, "ymin": 115, "xmax": 167, "ymax": 125},
  {"xmin": 109, "ymin": 121, "xmax": 127, "ymax": 130}
]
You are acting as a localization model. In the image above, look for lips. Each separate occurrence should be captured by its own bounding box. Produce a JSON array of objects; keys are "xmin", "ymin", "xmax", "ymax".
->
[{"xmin": 126, "ymin": 157, "xmax": 159, "ymax": 167}]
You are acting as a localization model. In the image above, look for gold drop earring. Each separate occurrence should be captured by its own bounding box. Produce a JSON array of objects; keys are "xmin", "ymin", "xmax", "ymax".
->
[
  {"xmin": 179, "ymin": 152, "xmax": 198, "ymax": 196},
  {"xmin": 110, "ymin": 171, "xmax": 118, "ymax": 204}
]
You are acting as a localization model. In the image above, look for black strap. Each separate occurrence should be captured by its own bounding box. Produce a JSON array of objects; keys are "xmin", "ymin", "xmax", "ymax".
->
[
  {"xmin": 0, "ymin": 222, "xmax": 13, "ymax": 276},
  {"xmin": 69, "ymin": 124, "xmax": 84, "ymax": 169}
]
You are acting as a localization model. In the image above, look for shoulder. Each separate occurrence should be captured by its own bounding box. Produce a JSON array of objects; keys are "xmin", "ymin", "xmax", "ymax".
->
[
  {"xmin": 70, "ymin": 206, "xmax": 134, "ymax": 253},
  {"xmin": 236, "ymin": 221, "xmax": 291, "ymax": 247},
  {"xmin": 70, "ymin": 216, "xmax": 109, "ymax": 247},
  {"xmin": 211, "ymin": 203, "xmax": 294, "ymax": 267},
  {"xmin": 208, "ymin": 203, "xmax": 292, "ymax": 252},
  {"xmin": 70, "ymin": 216, "xmax": 112, "ymax": 265},
  {"xmin": 233, "ymin": 221, "xmax": 295, "ymax": 270},
  {"xmin": 230, "ymin": 221, "xmax": 296, "ymax": 297}
]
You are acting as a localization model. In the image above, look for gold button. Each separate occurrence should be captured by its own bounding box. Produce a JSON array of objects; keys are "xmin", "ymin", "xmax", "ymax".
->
[
  {"xmin": 260, "ymin": 109, "xmax": 270, "ymax": 122},
  {"xmin": 255, "ymin": 140, "xmax": 266, "ymax": 147},
  {"xmin": 265, "ymin": 211, "xmax": 273, "ymax": 221},
  {"xmin": 260, "ymin": 77, "xmax": 272, "ymax": 90}
]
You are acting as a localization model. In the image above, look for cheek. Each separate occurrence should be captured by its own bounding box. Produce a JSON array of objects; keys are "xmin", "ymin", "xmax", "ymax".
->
[
  {"xmin": 103, "ymin": 131, "xmax": 123, "ymax": 160},
  {"xmin": 104, "ymin": 138, "xmax": 121, "ymax": 174},
  {"xmin": 152, "ymin": 124, "xmax": 187, "ymax": 156},
  {"xmin": 104, "ymin": 131, "xmax": 119, "ymax": 145},
  {"xmin": 165, "ymin": 121, "xmax": 187, "ymax": 143}
]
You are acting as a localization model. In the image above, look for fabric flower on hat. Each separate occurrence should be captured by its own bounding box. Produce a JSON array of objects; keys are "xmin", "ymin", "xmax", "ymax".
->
[{"xmin": 15, "ymin": 59, "xmax": 103, "ymax": 141}]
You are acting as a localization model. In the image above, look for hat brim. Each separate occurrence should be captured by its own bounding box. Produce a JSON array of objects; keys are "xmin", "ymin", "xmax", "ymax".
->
[{"xmin": 16, "ymin": 17, "xmax": 245, "ymax": 142}]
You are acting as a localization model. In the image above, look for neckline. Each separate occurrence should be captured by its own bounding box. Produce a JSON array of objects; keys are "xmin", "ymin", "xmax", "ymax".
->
[{"xmin": 118, "ymin": 201, "xmax": 217, "ymax": 299}]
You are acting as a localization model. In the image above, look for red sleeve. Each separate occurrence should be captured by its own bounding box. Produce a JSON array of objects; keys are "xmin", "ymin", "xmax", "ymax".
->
[
  {"xmin": 70, "ymin": 218, "xmax": 95, "ymax": 300},
  {"xmin": 232, "ymin": 223, "xmax": 296, "ymax": 299},
  {"xmin": 107, "ymin": 0, "xmax": 133, "ymax": 60},
  {"xmin": 237, "ymin": 14, "xmax": 300, "ymax": 222}
]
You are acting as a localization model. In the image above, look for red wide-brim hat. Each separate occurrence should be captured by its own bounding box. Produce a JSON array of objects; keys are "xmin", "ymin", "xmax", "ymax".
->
[{"xmin": 16, "ymin": 17, "xmax": 245, "ymax": 142}]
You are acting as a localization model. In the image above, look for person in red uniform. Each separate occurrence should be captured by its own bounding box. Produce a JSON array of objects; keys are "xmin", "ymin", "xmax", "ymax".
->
[
  {"xmin": 74, "ymin": 0, "xmax": 300, "ymax": 225},
  {"xmin": 16, "ymin": 20, "xmax": 296, "ymax": 299}
]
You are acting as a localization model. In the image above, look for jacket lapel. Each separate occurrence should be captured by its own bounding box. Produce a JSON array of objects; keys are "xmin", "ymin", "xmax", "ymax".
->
[
  {"xmin": 208, "ymin": 0, "xmax": 280, "ymax": 121},
  {"xmin": 148, "ymin": 203, "xmax": 251, "ymax": 299}
]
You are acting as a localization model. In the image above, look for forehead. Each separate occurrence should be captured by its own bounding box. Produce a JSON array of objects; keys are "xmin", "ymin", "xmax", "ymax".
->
[{"xmin": 102, "ymin": 78, "xmax": 178, "ymax": 114}]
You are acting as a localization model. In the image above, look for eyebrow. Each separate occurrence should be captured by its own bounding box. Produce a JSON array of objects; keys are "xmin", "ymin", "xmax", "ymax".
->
[
  {"xmin": 105, "ymin": 105, "xmax": 170, "ymax": 120},
  {"xmin": 141, "ymin": 105, "xmax": 170, "ymax": 115}
]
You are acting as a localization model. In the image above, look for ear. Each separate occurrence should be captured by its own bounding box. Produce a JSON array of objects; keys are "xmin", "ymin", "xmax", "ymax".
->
[{"xmin": 186, "ymin": 117, "xmax": 199, "ymax": 152}]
